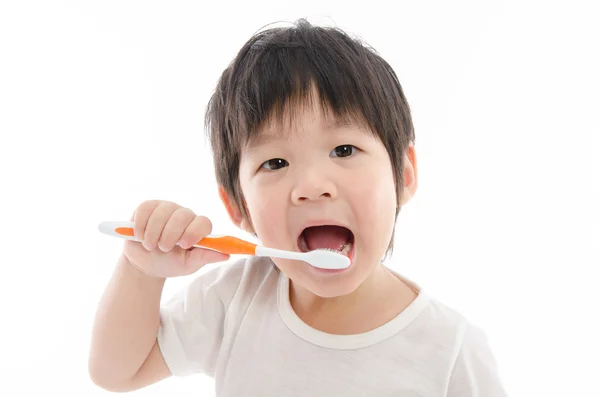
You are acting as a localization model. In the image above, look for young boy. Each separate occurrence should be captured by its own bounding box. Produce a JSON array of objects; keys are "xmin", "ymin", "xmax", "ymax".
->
[{"xmin": 89, "ymin": 19, "xmax": 508, "ymax": 396}]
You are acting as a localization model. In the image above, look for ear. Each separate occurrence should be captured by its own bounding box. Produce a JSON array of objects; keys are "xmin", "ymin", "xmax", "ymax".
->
[
  {"xmin": 398, "ymin": 142, "xmax": 418, "ymax": 206},
  {"xmin": 218, "ymin": 185, "xmax": 255, "ymax": 234}
]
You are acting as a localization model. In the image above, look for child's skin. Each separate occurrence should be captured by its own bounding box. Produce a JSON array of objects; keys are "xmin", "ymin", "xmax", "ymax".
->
[
  {"xmin": 88, "ymin": 88, "xmax": 419, "ymax": 391},
  {"xmin": 229, "ymin": 94, "xmax": 419, "ymax": 335}
]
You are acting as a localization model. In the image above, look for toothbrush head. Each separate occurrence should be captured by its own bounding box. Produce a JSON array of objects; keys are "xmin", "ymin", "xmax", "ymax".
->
[{"xmin": 303, "ymin": 248, "xmax": 351, "ymax": 270}]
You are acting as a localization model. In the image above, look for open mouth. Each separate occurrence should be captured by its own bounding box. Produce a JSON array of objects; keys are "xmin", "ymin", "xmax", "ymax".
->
[{"xmin": 297, "ymin": 225, "xmax": 354, "ymax": 257}]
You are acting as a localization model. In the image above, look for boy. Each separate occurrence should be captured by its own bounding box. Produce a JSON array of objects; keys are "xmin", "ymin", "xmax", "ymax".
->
[{"xmin": 89, "ymin": 19, "xmax": 508, "ymax": 396}]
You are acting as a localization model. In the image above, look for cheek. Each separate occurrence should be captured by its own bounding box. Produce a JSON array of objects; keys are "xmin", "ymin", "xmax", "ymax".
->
[
  {"xmin": 350, "ymin": 162, "xmax": 397, "ymax": 236},
  {"xmin": 244, "ymin": 184, "xmax": 288, "ymax": 243}
]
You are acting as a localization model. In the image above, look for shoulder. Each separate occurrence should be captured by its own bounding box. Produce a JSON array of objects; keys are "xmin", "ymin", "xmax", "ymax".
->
[
  {"xmin": 406, "ymin": 289, "xmax": 472, "ymax": 338},
  {"xmin": 421, "ymin": 299, "xmax": 507, "ymax": 396},
  {"xmin": 402, "ymin": 290, "xmax": 493, "ymax": 358},
  {"xmin": 201, "ymin": 254, "xmax": 277, "ymax": 289},
  {"xmin": 422, "ymin": 297, "xmax": 490, "ymax": 347},
  {"xmin": 447, "ymin": 319, "xmax": 508, "ymax": 395},
  {"xmin": 419, "ymin": 296, "xmax": 496, "ymax": 353},
  {"xmin": 172, "ymin": 255, "xmax": 278, "ymax": 307}
]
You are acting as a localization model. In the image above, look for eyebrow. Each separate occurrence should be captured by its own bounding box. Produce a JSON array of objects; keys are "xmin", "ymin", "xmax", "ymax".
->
[{"xmin": 245, "ymin": 133, "xmax": 280, "ymax": 150}]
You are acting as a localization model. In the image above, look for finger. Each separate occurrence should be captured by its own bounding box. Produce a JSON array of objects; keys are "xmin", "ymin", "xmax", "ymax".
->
[
  {"xmin": 184, "ymin": 248, "xmax": 230, "ymax": 273},
  {"xmin": 143, "ymin": 202, "xmax": 180, "ymax": 250},
  {"xmin": 158, "ymin": 207, "xmax": 195, "ymax": 252},
  {"xmin": 132, "ymin": 200, "xmax": 161, "ymax": 242},
  {"xmin": 177, "ymin": 215, "xmax": 213, "ymax": 249}
]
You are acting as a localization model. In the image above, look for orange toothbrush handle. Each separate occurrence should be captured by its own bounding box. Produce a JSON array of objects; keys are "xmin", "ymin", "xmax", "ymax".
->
[
  {"xmin": 115, "ymin": 227, "xmax": 135, "ymax": 237},
  {"xmin": 195, "ymin": 236, "xmax": 257, "ymax": 255},
  {"xmin": 113, "ymin": 226, "xmax": 257, "ymax": 255}
]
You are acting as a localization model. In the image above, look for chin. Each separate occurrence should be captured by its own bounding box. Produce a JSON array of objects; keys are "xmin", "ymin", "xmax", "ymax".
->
[
  {"xmin": 293, "ymin": 266, "xmax": 366, "ymax": 298},
  {"xmin": 274, "ymin": 240, "xmax": 382, "ymax": 298}
]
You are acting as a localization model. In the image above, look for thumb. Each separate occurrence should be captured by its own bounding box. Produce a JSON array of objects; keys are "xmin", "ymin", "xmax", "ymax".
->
[{"xmin": 185, "ymin": 247, "xmax": 230, "ymax": 268}]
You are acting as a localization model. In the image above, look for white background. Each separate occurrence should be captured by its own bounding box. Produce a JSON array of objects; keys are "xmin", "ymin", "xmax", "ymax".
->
[{"xmin": 0, "ymin": 0, "xmax": 598, "ymax": 395}]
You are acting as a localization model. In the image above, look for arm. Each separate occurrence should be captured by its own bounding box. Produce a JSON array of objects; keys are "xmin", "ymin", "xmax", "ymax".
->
[{"xmin": 88, "ymin": 254, "xmax": 171, "ymax": 392}]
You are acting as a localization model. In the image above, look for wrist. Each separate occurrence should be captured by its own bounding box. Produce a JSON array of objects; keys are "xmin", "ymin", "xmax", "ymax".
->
[{"xmin": 117, "ymin": 253, "xmax": 166, "ymax": 286}]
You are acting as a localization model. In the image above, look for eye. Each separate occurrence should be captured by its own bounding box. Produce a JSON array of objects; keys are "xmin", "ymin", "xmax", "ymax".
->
[
  {"xmin": 260, "ymin": 158, "xmax": 288, "ymax": 171},
  {"xmin": 331, "ymin": 144, "xmax": 358, "ymax": 158}
]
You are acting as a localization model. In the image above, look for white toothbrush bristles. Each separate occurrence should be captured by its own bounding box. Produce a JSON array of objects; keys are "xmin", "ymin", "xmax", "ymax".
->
[
  {"xmin": 304, "ymin": 248, "xmax": 351, "ymax": 269},
  {"xmin": 255, "ymin": 245, "xmax": 350, "ymax": 269}
]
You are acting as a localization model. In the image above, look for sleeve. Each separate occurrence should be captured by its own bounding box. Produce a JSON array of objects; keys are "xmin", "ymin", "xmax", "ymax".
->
[
  {"xmin": 156, "ymin": 259, "xmax": 247, "ymax": 377},
  {"xmin": 446, "ymin": 323, "xmax": 509, "ymax": 397}
]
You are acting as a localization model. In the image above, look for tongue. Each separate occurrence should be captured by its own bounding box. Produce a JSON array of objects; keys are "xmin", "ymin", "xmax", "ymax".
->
[{"xmin": 302, "ymin": 225, "xmax": 351, "ymax": 251}]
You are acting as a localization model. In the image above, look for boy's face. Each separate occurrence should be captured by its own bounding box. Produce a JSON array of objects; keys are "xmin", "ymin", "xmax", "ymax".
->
[{"xmin": 221, "ymin": 99, "xmax": 416, "ymax": 298}]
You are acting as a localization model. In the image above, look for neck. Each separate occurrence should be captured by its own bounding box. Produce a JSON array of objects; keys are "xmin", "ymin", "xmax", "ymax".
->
[{"xmin": 289, "ymin": 263, "xmax": 417, "ymax": 335}]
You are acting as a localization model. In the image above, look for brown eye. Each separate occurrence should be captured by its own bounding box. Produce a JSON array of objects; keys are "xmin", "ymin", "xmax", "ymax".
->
[
  {"xmin": 261, "ymin": 158, "xmax": 288, "ymax": 170},
  {"xmin": 331, "ymin": 145, "xmax": 357, "ymax": 158}
]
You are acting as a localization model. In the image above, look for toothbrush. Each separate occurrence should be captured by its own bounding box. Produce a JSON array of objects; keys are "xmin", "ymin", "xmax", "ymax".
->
[{"xmin": 98, "ymin": 221, "xmax": 350, "ymax": 270}]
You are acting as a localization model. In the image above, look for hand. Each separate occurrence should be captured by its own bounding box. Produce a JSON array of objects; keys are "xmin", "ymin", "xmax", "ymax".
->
[{"xmin": 122, "ymin": 200, "xmax": 230, "ymax": 278}]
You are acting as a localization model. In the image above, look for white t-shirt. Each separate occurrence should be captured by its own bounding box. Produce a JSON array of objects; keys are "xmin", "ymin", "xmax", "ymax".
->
[{"xmin": 157, "ymin": 256, "xmax": 508, "ymax": 396}]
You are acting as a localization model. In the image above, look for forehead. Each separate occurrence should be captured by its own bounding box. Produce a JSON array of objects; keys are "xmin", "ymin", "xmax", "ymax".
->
[{"xmin": 245, "ymin": 110, "xmax": 366, "ymax": 150}]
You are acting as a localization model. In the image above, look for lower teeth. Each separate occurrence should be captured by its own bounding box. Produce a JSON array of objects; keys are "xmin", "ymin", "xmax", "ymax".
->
[{"xmin": 337, "ymin": 241, "xmax": 352, "ymax": 255}]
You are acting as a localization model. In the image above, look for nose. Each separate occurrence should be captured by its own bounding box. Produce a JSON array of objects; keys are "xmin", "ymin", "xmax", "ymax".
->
[{"xmin": 291, "ymin": 170, "xmax": 338, "ymax": 205}]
